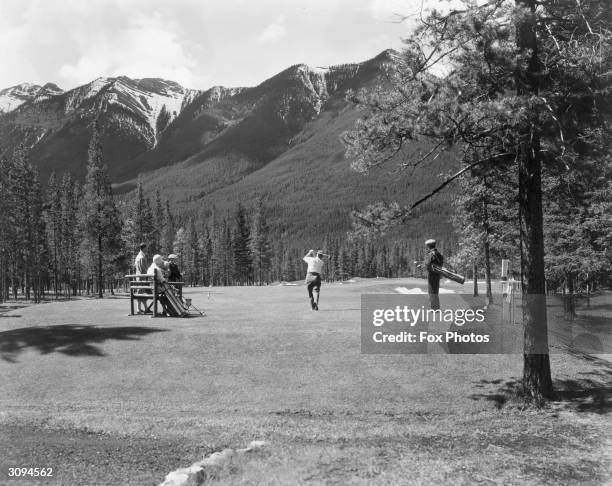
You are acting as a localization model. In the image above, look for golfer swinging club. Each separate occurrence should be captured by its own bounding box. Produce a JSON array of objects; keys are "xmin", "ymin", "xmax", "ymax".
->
[{"xmin": 303, "ymin": 249, "xmax": 328, "ymax": 310}]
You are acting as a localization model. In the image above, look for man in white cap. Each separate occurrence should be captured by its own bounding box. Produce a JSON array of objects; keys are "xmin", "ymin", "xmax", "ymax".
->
[
  {"xmin": 303, "ymin": 249, "xmax": 327, "ymax": 310},
  {"xmin": 167, "ymin": 254, "xmax": 182, "ymax": 283},
  {"xmin": 424, "ymin": 239, "xmax": 444, "ymax": 310}
]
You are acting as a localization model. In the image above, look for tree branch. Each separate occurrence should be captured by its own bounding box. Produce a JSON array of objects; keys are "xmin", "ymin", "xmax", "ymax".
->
[{"xmin": 409, "ymin": 152, "xmax": 514, "ymax": 210}]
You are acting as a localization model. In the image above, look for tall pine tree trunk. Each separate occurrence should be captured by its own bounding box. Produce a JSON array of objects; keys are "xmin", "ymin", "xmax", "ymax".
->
[
  {"xmin": 482, "ymin": 197, "xmax": 493, "ymax": 304},
  {"xmin": 518, "ymin": 141, "xmax": 553, "ymax": 400},
  {"xmin": 565, "ymin": 272, "xmax": 576, "ymax": 318},
  {"xmin": 473, "ymin": 263, "xmax": 478, "ymax": 297},
  {"xmin": 516, "ymin": 0, "xmax": 553, "ymax": 400},
  {"xmin": 98, "ymin": 233, "xmax": 103, "ymax": 298}
]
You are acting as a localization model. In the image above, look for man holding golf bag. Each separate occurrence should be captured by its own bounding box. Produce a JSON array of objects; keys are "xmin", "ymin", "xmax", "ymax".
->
[
  {"xmin": 417, "ymin": 239, "xmax": 465, "ymax": 310},
  {"xmin": 424, "ymin": 239, "xmax": 444, "ymax": 310},
  {"xmin": 303, "ymin": 249, "xmax": 328, "ymax": 310}
]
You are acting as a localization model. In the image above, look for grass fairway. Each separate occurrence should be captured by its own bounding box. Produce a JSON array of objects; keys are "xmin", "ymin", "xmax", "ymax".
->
[{"xmin": 1, "ymin": 278, "xmax": 610, "ymax": 485}]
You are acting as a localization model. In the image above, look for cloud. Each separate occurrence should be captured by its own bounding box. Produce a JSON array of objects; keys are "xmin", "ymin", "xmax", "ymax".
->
[
  {"xmin": 57, "ymin": 11, "xmax": 206, "ymax": 88},
  {"xmin": 62, "ymin": 12, "xmax": 206, "ymax": 88},
  {"xmin": 257, "ymin": 16, "xmax": 287, "ymax": 45},
  {"xmin": 0, "ymin": 0, "xmax": 210, "ymax": 90},
  {"xmin": 1, "ymin": 0, "xmax": 420, "ymax": 91},
  {"xmin": 369, "ymin": 0, "xmax": 418, "ymax": 22},
  {"xmin": 368, "ymin": 0, "xmax": 466, "ymax": 23}
]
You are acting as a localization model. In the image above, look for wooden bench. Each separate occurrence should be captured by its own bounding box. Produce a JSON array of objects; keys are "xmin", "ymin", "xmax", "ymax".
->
[
  {"xmin": 125, "ymin": 274, "xmax": 185, "ymax": 317},
  {"xmin": 126, "ymin": 274, "xmax": 157, "ymax": 316}
]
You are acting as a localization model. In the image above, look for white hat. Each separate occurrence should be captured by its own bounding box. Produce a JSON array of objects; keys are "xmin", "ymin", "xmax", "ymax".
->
[
  {"xmin": 168, "ymin": 254, "xmax": 178, "ymax": 259},
  {"xmin": 425, "ymin": 239, "xmax": 436, "ymax": 246}
]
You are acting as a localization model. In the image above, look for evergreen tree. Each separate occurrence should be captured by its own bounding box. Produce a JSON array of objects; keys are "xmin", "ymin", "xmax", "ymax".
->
[
  {"xmin": 161, "ymin": 199, "xmax": 175, "ymax": 255},
  {"xmin": 249, "ymin": 199, "xmax": 272, "ymax": 285},
  {"xmin": 81, "ymin": 121, "xmax": 122, "ymax": 298},
  {"xmin": 125, "ymin": 182, "xmax": 155, "ymax": 255},
  {"xmin": 0, "ymin": 154, "xmax": 9, "ymax": 302},
  {"xmin": 152, "ymin": 189, "xmax": 164, "ymax": 252},
  {"xmin": 543, "ymin": 155, "xmax": 612, "ymax": 312},
  {"xmin": 60, "ymin": 173, "xmax": 81, "ymax": 296},
  {"xmin": 222, "ymin": 219, "xmax": 234, "ymax": 285},
  {"xmin": 173, "ymin": 227, "xmax": 187, "ymax": 270},
  {"xmin": 46, "ymin": 172, "xmax": 62, "ymax": 297},
  {"xmin": 233, "ymin": 204, "xmax": 252, "ymax": 284},
  {"xmin": 342, "ymin": 0, "xmax": 611, "ymax": 400},
  {"xmin": 184, "ymin": 219, "xmax": 200, "ymax": 286},
  {"xmin": 198, "ymin": 225, "xmax": 212, "ymax": 286}
]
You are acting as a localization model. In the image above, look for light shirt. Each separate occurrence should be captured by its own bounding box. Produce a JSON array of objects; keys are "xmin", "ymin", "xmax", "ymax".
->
[
  {"xmin": 147, "ymin": 262, "xmax": 166, "ymax": 283},
  {"xmin": 303, "ymin": 254, "xmax": 324, "ymax": 274},
  {"xmin": 135, "ymin": 250, "xmax": 146, "ymax": 274}
]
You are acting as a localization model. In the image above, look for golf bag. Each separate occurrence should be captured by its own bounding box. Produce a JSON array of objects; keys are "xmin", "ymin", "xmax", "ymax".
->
[
  {"xmin": 432, "ymin": 264, "xmax": 465, "ymax": 285},
  {"xmin": 159, "ymin": 282, "xmax": 189, "ymax": 317}
]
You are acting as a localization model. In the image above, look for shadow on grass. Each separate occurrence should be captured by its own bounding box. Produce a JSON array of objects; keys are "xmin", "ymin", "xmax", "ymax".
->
[
  {"xmin": 577, "ymin": 302, "xmax": 612, "ymax": 312},
  {"xmin": 0, "ymin": 325, "xmax": 168, "ymax": 363},
  {"xmin": 470, "ymin": 369, "xmax": 612, "ymax": 414},
  {"xmin": 0, "ymin": 305, "xmax": 27, "ymax": 318}
]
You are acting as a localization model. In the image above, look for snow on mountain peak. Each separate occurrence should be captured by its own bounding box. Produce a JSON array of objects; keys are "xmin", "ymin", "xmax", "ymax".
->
[
  {"xmin": 99, "ymin": 76, "xmax": 201, "ymax": 146},
  {"xmin": 50, "ymin": 76, "xmax": 200, "ymax": 147},
  {"xmin": 0, "ymin": 83, "xmax": 64, "ymax": 113}
]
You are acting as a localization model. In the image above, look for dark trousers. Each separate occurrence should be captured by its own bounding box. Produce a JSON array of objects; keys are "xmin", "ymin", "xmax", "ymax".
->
[
  {"xmin": 428, "ymin": 273, "xmax": 440, "ymax": 310},
  {"xmin": 306, "ymin": 273, "xmax": 321, "ymax": 302}
]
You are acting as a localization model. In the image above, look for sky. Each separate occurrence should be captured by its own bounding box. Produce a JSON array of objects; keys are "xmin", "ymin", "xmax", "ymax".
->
[{"xmin": 0, "ymin": 0, "xmax": 441, "ymax": 91}]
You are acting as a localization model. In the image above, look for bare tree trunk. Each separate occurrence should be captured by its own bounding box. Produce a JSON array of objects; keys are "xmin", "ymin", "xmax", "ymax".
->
[
  {"xmin": 97, "ymin": 233, "xmax": 103, "ymax": 298},
  {"xmin": 586, "ymin": 273, "xmax": 590, "ymax": 308},
  {"xmin": 518, "ymin": 144, "xmax": 553, "ymax": 400},
  {"xmin": 565, "ymin": 272, "xmax": 576, "ymax": 318},
  {"xmin": 482, "ymin": 196, "xmax": 493, "ymax": 304},
  {"xmin": 517, "ymin": 0, "xmax": 553, "ymax": 401},
  {"xmin": 473, "ymin": 263, "xmax": 478, "ymax": 297}
]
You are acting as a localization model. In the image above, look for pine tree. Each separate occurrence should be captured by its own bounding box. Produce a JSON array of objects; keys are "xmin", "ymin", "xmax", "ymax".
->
[
  {"xmin": 249, "ymin": 199, "xmax": 272, "ymax": 285},
  {"xmin": 129, "ymin": 182, "xmax": 154, "ymax": 253},
  {"xmin": 184, "ymin": 219, "xmax": 200, "ymax": 286},
  {"xmin": 153, "ymin": 189, "xmax": 164, "ymax": 252},
  {"xmin": 543, "ymin": 155, "xmax": 612, "ymax": 313},
  {"xmin": 342, "ymin": 0, "xmax": 611, "ymax": 400},
  {"xmin": 0, "ymin": 154, "xmax": 10, "ymax": 302},
  {"xmin": 222, "ymin": 219, "xmax": 234, "ymax": 285},
  {"xmin": 46, "ymin": 172, "xmax": 62, "ymax": 297},
  {"xmin": 233, "ymin": 204, "xmax": 252, "ymax": 284},
  {"xmin": 173, "ymin": 227, "xmax": 187, "ymax": 270},
  {"xmin": 450, "ymin": 169, "xmax": 514, "ymax": 301},
  {"xmin": 60, "ymin": 173, "xmax": 81, "ymax": 297},
  {"xmin": 161, "ymin": 199, "xmax": 175, "ymax": 255},
  {"xmin": 198, "ymin": 225, "xmax": 212, "ymax": 286},
  {"xmin": 81, "ymin": 121, "xmax": 122, "ymax": 298}
]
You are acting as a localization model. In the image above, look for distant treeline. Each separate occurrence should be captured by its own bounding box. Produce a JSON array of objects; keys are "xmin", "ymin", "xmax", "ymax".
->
[{"xmin": 0, "ymin": 133, "xmax": 435, "ymax": 302}]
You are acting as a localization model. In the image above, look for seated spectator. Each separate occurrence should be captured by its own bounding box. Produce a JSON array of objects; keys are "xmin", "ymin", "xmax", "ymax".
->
[
  {"xmin": 147, "ymin": 254, "xmax": 187, "ymax": 317},
  {"xmin": 147, "ymin": 254, "xmax": 170, "ymax": 315}
]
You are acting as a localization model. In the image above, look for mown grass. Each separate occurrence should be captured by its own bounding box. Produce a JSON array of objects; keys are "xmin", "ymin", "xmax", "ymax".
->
[{"xmin": 0, "ymin": 279, "xmax": 610, "ymax": 485}]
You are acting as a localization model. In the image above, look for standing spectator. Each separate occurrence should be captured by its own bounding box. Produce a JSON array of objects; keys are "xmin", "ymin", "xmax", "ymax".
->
[
  {"xmin": 424, "ymin": 239, "xmax": 444, "ymax": 310},
  {"xmin": 167, "ymin": 254, "xmax": 182, "ymax": 282},
  {"xmin": 134, "ymin": 243, "xmax": 148, "ymax": 314}
]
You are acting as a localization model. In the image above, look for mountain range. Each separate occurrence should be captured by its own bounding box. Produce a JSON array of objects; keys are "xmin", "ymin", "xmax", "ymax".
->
[{"xmin": 0, "ymin": 50, "xmax": 457, "ymax": 247}]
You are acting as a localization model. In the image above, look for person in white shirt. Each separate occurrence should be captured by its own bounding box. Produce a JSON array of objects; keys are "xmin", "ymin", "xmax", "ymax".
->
[
  {"xmin": 134, "ymin": 243, "xmax": 148, "ymax": 313},
  {"xmin": 147, "ymin": 254, "xmax": 188, "ymax": 317},
  {"xmin": 147, "ymin": 254, "xmax": 167, "ymax": 284},
  {"xmin": 303, "ymin": 249, "xmax": 327, "ymax": 310}
]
